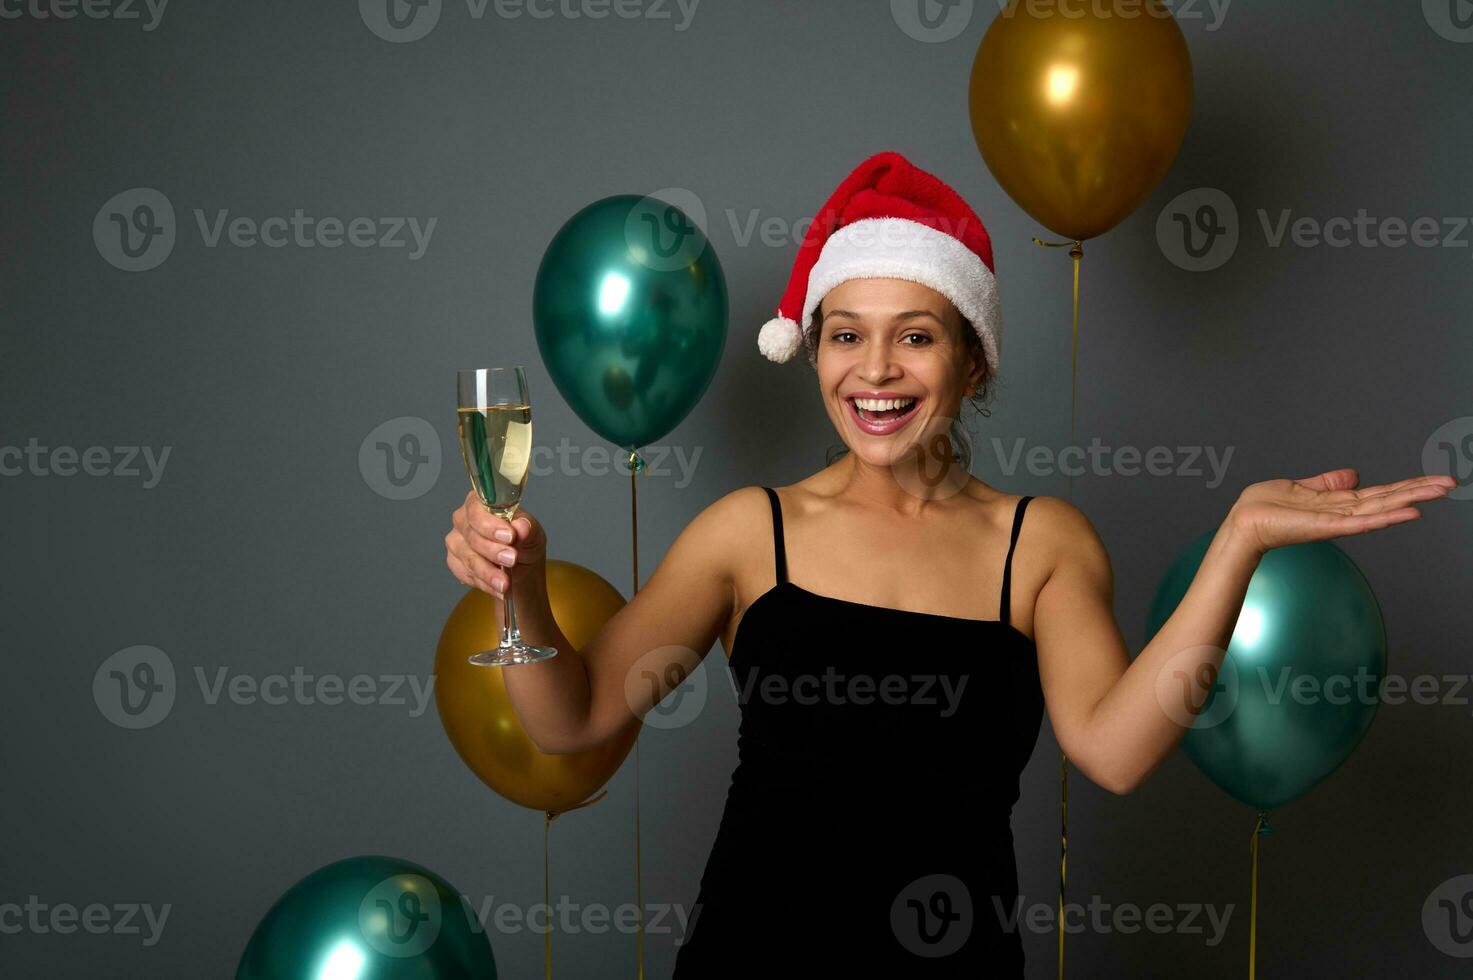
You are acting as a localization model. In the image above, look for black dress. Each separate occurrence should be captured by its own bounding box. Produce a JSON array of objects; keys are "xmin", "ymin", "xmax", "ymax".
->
[{"xmin": 672, "ymin": 487, "xmax": 1044, "ymax": 977}]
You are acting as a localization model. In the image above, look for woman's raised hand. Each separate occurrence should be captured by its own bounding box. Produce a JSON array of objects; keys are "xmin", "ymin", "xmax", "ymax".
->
[
  {"xmin": 1226, "ymin": 467, "xmax": 1456, "ymax": 557},
  {"xmin": 445, "ymin": 490, "xmax": 548, "ymax": 597}
]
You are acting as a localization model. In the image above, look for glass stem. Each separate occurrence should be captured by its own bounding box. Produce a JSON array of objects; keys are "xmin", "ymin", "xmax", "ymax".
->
[{"xmin": 501, "ymin": 588, "xmax": 523, "ymax": 646}]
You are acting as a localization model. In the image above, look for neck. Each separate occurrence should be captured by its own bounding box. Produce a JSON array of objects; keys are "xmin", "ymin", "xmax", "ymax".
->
[{"xmin": 835, "ymin": 434, "xmax": 971, "ymax": 514}]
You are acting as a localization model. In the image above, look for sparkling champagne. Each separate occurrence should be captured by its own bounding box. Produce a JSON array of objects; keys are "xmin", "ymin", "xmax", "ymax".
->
[{"xmin": 457, "ymin": 404, "xmax": 532, "ymax": 517}]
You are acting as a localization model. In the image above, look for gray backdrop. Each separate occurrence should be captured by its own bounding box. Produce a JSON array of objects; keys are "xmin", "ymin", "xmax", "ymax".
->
[{"xmin": 4, "ymin": 0, "xmax": 1471, "ymax": 976}]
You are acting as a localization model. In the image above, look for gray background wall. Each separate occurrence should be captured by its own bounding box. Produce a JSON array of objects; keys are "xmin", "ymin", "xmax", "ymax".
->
[{"xmin": 3, "ymin": 1, "xmax": 1471, "ymax": 976}]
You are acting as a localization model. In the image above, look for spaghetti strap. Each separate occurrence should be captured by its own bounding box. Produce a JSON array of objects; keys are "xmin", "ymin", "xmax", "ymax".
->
[
  {"xmin": 998, "ymin": 495, "xmax": 1034, "ymax": 626},
  {"xmin": 760, "ymin": 486, "xmax": 788, "ymax": 586}
]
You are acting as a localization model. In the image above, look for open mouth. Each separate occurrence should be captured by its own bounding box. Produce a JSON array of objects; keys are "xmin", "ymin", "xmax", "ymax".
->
[{"xmin": 847, "ymin": 395, "xmax": 921, "ymax": 434}]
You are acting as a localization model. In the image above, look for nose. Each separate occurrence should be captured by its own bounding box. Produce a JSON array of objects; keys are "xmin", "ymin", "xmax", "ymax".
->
[{"xmin": 859, "ymin": 337, "xmax": 901, "ymax": 384}]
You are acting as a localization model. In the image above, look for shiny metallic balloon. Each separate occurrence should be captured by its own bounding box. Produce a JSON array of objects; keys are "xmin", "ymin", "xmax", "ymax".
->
[
  {"xmin": 236, "ymin": 855, "xmax": 497, "ymax": 978},
  {"xmin": 533, "ymin": 194, "xmax": 727, "ymax": 451},
  {"xmin": 969, "ymin": 0, "xmax": 1194, "ymax": 241},
  {"xmin": 435, "ymin": 559, "xmax": 639, "ymax": 814},
  {"xmin": 1146, "ymin": 535, "xmax": 1387, "ymax": 810}
]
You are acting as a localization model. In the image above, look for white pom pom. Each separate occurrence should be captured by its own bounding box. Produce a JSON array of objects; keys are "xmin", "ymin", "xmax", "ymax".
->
[{"xmin": 757, "ymin": 316, "xmax": 803, "ymax": 363}]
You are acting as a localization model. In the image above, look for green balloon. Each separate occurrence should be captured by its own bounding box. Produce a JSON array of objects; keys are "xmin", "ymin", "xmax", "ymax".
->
[
  {"xmin": 1144, "ymin": 535, "xmax": 1387, "ymax": 811},
  {"xmin": 237, "ymin": 855, "xmax": 497, "ymax": 979},
  {"xmin": 533, "ymin": 194, "xmax": 727, "ymax": 451}
]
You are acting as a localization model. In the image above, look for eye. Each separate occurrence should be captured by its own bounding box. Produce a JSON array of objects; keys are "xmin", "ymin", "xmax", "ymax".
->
[{"xmin": 830, "ymin": 331, "xmax": 932, "ymax": 345}]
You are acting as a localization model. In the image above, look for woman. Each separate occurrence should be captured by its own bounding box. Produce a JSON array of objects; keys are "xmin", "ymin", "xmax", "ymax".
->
[{"xmin": 444, "ymin": 152, "xmax": 1453, "ymax": 975}]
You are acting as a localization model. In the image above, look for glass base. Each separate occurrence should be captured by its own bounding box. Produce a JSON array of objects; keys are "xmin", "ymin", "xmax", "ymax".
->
[{"xmin": 468, "ymin": 640, "xmax": 558, "ymax": 667}]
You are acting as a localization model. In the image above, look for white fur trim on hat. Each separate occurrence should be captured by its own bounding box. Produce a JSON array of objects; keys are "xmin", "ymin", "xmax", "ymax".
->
[
  {"xmin": 758, "ymin": 316, "xmax": 804, "ymax": 363},
  {"xmin": 800, "ymin": 217, "xmax": 1002, "ymax": 374}
]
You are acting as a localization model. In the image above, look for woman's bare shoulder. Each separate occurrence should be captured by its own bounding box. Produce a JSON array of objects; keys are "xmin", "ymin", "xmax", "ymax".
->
[
  {"xmin": 1010, "ymin": 493, "xmax": 1112, "ymax": 583},
  {"xmin": 1017, "ymin": 493, "xmax": 1099, "ymax": 538},
  {"xmin": 674, "ymin": 485, "xmax": 773, "ymax": 566}
]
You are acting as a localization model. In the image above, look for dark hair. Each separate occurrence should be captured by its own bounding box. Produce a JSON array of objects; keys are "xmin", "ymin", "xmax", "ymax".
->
[{"xmin": 810, "ymin": 298, "xmax": 995, "ymax": 420}]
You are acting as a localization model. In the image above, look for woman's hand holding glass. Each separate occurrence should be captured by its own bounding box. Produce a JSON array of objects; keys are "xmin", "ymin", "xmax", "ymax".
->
[{"xmin": 446, "ymin": 491, "xmax": 547, "ymax": 599}]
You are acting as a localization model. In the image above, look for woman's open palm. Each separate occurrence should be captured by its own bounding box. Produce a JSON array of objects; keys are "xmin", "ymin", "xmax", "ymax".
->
[{"xmin": 1229, "ymin": 467, "xmax": 1456, "ymax": 556}]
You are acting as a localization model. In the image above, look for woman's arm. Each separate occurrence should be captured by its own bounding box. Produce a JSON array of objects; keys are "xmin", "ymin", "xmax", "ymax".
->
[
  {"xmin": 447, "ymin": 486, "xmax": 757, "ymax": 755},
  {"xmin": 1033, "ymin": 468, "xmax": 1454, "ymax": 795}
]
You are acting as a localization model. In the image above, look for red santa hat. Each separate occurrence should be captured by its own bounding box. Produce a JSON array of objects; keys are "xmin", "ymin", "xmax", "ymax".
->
[{"xmin": 757, "ymin": 150, "xmax": 1001, "ymax": 376}]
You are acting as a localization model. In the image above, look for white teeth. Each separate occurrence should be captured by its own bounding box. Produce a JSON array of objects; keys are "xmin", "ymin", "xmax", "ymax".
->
[{"xmin": 852, "ymin": 397, "xmax": 916, "ymax": 412}]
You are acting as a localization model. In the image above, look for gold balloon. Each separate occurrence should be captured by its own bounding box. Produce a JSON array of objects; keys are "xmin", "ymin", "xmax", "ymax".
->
[
  {"xmin": 969, "ymin": 0, "xmax": 1193, "ymax": 241},
  {"xmin": 434, "ymin": 559, "xmax": 640, "ymax": 813}
]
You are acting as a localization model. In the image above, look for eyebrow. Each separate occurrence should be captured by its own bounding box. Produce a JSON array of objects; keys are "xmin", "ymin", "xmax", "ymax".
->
[{"xmin": 821, "ymin": 309, "xmax": 944, "ymax": 325}]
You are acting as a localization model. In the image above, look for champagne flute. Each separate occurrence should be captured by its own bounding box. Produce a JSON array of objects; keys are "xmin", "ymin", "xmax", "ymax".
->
[{"xmin": 456, "ymin": 367, "xmax": 558, "ymax": 666}]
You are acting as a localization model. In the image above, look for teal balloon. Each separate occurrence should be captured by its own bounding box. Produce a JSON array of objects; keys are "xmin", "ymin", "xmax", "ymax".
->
[
  {"xmin": 237, "ymin": 855, "xmax": 496, "ymax": 979},
  {"xmin": 533, "ymin": 194, "xmax": 727, "ymax": 451},
  {"xmin": 1145, "ymin": 534, "xmax": 1387, "ymax": 810}
]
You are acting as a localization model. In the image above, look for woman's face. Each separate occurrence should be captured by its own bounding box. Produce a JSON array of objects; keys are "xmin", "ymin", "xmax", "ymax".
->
[{"xmin": 814, "ymin": 277, "xmax": 983, "ymax": 468}]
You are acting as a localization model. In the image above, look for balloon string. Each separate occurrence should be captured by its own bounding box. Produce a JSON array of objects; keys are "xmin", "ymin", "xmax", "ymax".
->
[
  {"xmin": 1249, "ymin": 811, "xmax": 1272, "ymax": 979},
  {"xmin": 544, "ymin": 812, "xmax": 552, "ymax": 980},
  {"xmin": 629, "ymin": 447, "xmax": 646, "ymax": 980},
  {"xmin": 1034, "ymin": 235, "xmax": 1083, "ymax": 979},
  {"xmin": 541, "ymin": 791, "xmax": 610, "ymax": 979}
]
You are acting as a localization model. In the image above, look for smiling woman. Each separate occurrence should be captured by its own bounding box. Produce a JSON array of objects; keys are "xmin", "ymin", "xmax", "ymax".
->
[{"xmin": 442, "ymin": 151, "xmax": 1454, "ymax": 977}]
